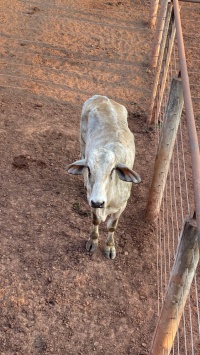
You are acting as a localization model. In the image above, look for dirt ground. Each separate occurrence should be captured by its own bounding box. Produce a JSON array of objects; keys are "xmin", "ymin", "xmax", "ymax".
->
[{"xmin": 0, "ymin": 1, "xmax": 198, "ymax": 354}]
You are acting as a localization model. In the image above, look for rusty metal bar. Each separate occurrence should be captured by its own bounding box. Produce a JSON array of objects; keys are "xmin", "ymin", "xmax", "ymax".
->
[
  {"xmin": 173, "ymin": 0, "xmax": 200, "ymax": 246},
  {"xmin": 149, "ymin": 216, "xmax": 199, "ymax": 355},
  {"xmin": 154, "ymin": 18, "xmax": 176, "ymax": 123},
  {"xmin": 150, "ymin": 0, "xmax": 169, "ymax": 68},
  {"xmin": 179, "ymin": 0, "xmax": 200, "ymax": 2},
  {"xmin": 148, "ymin": 3, "xmax": 174, "ymax": 124},
  {"xmin": 149, "ymin": 0, "xmax": 160, "ymax": 29}
]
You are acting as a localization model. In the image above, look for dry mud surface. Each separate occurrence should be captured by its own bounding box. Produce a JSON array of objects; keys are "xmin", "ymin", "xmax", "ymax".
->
[{"xmin": 0, "ymin": 1, "xmax": 199, "ymax": 354}]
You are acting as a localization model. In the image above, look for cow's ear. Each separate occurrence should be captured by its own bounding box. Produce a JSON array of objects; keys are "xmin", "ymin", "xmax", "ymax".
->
[
  {"xmin": 66, "ymin": 159, "xmax": 87, "ymax": 175},
  {"xmin": 116, "ymin": 163, "xmax": 141, "ymax": 183}
]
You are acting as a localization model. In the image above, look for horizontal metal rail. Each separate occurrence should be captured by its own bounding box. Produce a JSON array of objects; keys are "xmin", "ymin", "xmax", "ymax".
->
[{"xmin": 179, "ymin": 0, "xmax": 200, "ymax": 3}]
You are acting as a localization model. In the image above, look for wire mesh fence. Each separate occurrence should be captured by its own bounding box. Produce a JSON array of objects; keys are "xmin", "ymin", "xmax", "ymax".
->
[{"xmin": 148, "ymin": 1, "xmax": 200, "ymax": 354}]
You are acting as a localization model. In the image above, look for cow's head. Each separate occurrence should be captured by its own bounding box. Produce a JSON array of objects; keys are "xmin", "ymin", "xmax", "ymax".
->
[{"xmin": 67, "ymin": 149, "xmax": 141, "ymax": 209}]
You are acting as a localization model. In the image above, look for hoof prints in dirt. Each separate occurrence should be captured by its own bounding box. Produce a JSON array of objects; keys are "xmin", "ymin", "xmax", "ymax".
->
[
  {"xmin": 33, "ymin": 335, "xmax": 47, "ymax": 353},
  {"xmin": 12, "ymin": 155, "xmax": 47, "ymax": 170}
]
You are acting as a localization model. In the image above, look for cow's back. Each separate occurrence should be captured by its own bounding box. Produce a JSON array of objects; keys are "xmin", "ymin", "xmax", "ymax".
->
[
  {"xmin": 81, "ymin": 95, "xmax": 133, "ymax": 154},
  {"xmin": 81, "ymin": 95, "xmax": 128, "ymax": 130}
]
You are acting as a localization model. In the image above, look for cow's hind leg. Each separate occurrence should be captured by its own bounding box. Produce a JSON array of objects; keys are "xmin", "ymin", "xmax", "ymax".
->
[
  {"xmin": 105, "ymin": 204, "xmax": 126, "ymax": 260},
  {"xmin": 86, "ymin": 211, "xmax": 100, "ymax": 253}
]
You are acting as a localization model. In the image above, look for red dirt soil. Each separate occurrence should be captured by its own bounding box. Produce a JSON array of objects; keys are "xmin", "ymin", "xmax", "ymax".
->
[{"xmin": 2, "ymin": 0, "xmax": 198, "ymax": 354}]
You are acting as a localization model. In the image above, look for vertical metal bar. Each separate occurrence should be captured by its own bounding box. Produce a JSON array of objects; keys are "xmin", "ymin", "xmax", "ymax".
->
[
  {"xmin": 154, "ymin": 19, "xmax": 176, "ymax": 124},
  {"xmin": 149, "ymin": 0, "xmax": 160, "ymax": 29},
  {"xmin": 150, "ymin": 0, "xmax": 169, "ymax": 68},
  {"xmin": 148, "ymin": 3, "xmax": 173, "ymax": 124},
  {"xmin": 173, "ymin": 0, "xmax": 200, "ymax": 246}
]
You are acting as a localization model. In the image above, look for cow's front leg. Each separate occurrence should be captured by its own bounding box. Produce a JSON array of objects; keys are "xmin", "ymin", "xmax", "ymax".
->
[
  {"xmin": 86, "ymin": 211, "xmax": 100, "ymax": 253},
  {"xmin": 104, "ymin": 216, "xmax": 118, "ymax": 259},
  {"xmin": 105, "ymin": 204, "xmax": 127, "ymax": 259}
]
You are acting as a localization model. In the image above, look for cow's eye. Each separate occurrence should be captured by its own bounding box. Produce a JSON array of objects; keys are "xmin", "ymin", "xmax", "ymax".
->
[
  {"xmin": 110, "ymin": 168, "xmax": 114, "ymax": 178},
  {"xmin": 88, "ymin": 167, "xmax": 91, "ymax": 177}
]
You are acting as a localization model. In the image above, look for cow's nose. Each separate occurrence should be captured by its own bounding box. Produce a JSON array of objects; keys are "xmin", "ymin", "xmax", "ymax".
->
[{"xmin": 91, "ymin": 200, "xmax": 105, "ymax": 208}]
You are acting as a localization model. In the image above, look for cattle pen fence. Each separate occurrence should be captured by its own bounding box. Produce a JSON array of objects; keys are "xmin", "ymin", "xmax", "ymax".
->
[
  {"xmin": 147, "ymin": 0, "xmax": 200, "ymax": 354},
  {"xmin": 0, "ymin": 0, "xmax": 200, "ymax": 354}
]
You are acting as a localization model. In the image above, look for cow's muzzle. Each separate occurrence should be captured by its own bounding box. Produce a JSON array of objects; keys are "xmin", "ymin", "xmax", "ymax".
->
[{"xmin": 91, "ymin": 200, "xmax": 105, "ymax": 209}]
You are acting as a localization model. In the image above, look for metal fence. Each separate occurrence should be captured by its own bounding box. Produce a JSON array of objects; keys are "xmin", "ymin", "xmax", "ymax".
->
[
  {"xmin": 0, "ymin": 0, "xmax": 199, "ymax": 353},
  {"xmin": 147, "ymin": 1, "xmax": 200, "ymax": 354}
]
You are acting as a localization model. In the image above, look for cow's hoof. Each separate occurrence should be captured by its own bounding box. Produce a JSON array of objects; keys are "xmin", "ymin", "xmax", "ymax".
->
[
  {"xmin": 104, "ymin": 246, "xmax": 116, "ymax": 260},
  {"xmin": 86, "ymin": 239, "xmax": 98, "ymax": 252}
]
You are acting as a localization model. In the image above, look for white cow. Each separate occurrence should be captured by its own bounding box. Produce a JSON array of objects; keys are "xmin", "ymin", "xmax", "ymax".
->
[{"xmin": 67, "ymin": 95, "xmax": 141, "ymax": 259}]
